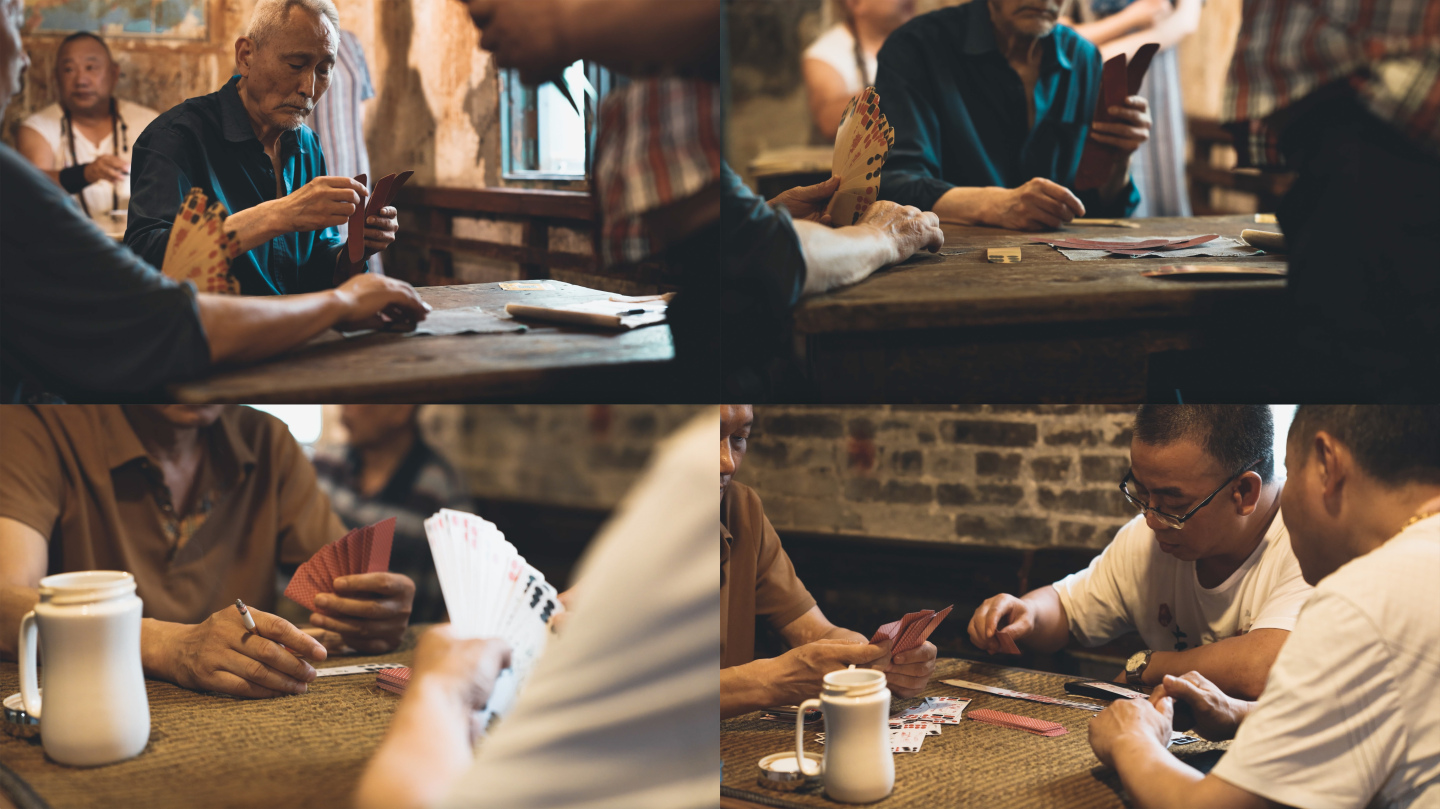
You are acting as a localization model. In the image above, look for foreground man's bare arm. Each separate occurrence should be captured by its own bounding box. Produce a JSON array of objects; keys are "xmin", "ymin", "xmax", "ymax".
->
[{"xmin": 196, "ymin": 273, "xmax": 430, "ymax": 365}]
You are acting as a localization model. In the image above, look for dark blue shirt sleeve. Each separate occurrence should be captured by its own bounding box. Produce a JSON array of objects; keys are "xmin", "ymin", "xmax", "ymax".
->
[
  {"xmin": 874, "ymin": 28, "xmax": 961, "ymax": 211},
  {"xmin": 1, "ymin": 146, "xmax": 211, "ymax": 398}
]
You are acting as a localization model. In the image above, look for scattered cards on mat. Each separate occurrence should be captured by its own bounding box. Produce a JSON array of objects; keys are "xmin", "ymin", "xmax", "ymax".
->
[{"xmin": 500, "ymin": 282, "xmax": 553, "ymax": 291}]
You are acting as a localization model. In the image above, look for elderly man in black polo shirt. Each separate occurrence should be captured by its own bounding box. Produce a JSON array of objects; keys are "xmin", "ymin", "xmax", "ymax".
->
[
  {"xmin": 0, "ymin": 0, "xmax": 427, "ymax": 402},
  {"xmin": 125, "ymin": 0, "xmax": 400, "ymax": 295},
  {"xmin": 877, "ymin": 0, "xmax": 1153, "ymax": 230}
]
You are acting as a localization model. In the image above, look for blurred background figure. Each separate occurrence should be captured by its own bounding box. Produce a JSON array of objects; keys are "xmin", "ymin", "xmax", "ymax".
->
[
  {"xmin": 1063, "ymin": 0, "xmax": 1202, "ymax": 217},
  {"xmin": 307, "ymin": 26, "xmax": 383, "ymax": 274},
  {"xmin": 803, "ymin": 0, "xmax": 917, "ymax": 140},
  {"xmin": 15, "ymin": 31, "xmax": 159, "ymax": 237},
  {"xmin": 311, "ymin": 405, "xmax": 471, "ymax": 623}
]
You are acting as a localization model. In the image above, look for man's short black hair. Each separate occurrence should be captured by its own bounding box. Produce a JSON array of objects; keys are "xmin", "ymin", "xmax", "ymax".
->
[
  {"xmin": 1289, "ymin": 406, "xmax": 1440, "ymax": 487},
  {"xmin": 1133, "ymin": 405, "xmax": 1275, "ymax": 482},
  {"xmin": 56, "ymin": 31, "xmax": 112, "ymax": 61}
]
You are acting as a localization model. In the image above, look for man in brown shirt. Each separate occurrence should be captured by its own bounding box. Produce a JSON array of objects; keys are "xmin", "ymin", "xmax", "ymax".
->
[
  {"xmin": 720, "ymin": 405, "xmax": 937, "ymax": 718},
  {"xmin": 0, "ymin": 405, "xmax": 416, "ymax": 699}
]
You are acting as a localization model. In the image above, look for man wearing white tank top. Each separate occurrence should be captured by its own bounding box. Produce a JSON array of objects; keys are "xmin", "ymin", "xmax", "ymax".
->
[
  {"xmin": 1090, "ymin": 405, "xmax": 1440, "ymax": 809},
  {"xmin": 15, "ymin": 32, "xmax": 158, "ymax": 237}
]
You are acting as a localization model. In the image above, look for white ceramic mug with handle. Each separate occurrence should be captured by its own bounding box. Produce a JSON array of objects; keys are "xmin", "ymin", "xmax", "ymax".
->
[
  {"xmin": 798, "ymin": 665, "xmax": 895, "ymax": 803},
  {"xmin": 18, "ymin": 571, "xmax": 150, "ymax": 766}
]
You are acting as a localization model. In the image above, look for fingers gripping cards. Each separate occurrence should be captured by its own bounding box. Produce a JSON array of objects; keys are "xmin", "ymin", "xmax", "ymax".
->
[
  {"xmin": 870, "ymin": 605, "xmax": 953, "ymax": 655},
  {"xmin": 284, "ymin": 517, "xmax": 397, "ymax": 612},
  {"xmin": 824, "ymin": 87, "xmax": 896, "ymax": 226},
  {"xmin": 161, "ymin": 187, "xmax": 244, "ymax": 294},
  {"xmin": 422, "ymin": 508, "xmax": 564, "ymax": 724}
]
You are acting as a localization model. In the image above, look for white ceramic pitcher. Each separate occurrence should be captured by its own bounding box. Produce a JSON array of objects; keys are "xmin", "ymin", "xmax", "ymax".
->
[
  {"xmin": 798, "ymin": 666, "xmax": 895, "ymax": 803},
  {"xmin": 18, "ymin": 571, "xmax": 150, "ymax": 766}
]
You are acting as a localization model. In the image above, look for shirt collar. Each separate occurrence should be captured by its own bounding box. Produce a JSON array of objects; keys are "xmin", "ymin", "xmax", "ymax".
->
[
  {"xmin": 105, "ymin": 406, "xmax": 255, "ymax": 489},
  {"xmin": 218, "ymin": 74, "xmax": 305, "ymax": 154},
  {"xmin": 962, "ymin": 0, "xmax": 1072, "ymax": 71}
]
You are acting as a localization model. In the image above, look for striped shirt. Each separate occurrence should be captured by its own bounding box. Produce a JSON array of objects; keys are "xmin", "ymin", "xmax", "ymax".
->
[
  {"xmin": 1224, "ymin": 0, "xmax": 1440, "ymax": 167},
  {"xmin": 593, "ymin": 77, "xmax": 722, "ymax": 266},
  {"xmin": 309, "ymin": 29, "xmax": 381, "ymax": 273}
]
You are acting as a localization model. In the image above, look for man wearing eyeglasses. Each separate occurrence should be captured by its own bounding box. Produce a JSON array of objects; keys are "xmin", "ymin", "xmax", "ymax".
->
[{"xmin": 967, "ymin": 405, "xmax": 1311, "ymax": 699}]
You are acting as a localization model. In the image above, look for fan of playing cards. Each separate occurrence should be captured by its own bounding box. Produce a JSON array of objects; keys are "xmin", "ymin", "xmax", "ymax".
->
[
  {"xmin": 161, "ymin": 187, "xmax": 245, "ymax": 294},
  {"xmin": 423, "ymin": 508, "xmax": 563, "ymax": 724},
  {"xmin": 824, "ymin": 86, "xmax": 896, "ymax": 227},
  {"xmin": 871, "ymin": 605, "xmax": 952, "ymax": 654},
  {"xmin": 284, "ymin": 517, "xmax": 396, "ymax": 612}
]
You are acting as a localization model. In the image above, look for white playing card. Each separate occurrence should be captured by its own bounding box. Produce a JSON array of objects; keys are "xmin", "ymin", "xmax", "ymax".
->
[{"xmin": 424, "ymin": 509, "xmax": 564, "ymax": 724}]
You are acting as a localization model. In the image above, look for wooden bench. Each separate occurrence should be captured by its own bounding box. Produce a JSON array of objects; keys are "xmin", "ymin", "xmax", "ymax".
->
[
  {"xmin": 388, "ymin": 185, "xmax": 677, "ymax": 293},
  {"xmin": 1186, "ymin": 117, "xmax": 1296, "ymax": 214}
]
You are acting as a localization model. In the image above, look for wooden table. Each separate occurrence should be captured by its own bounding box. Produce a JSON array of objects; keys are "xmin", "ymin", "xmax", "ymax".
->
[
  {"xmin": 721, "ymin": 658, "xmax": 1227, "ymax": 809},
  {"xmin": 0, "ymin": 633, "xmax": 420, "ymax": 809},
  {"xmin": 168, "ymin": 281, "xmax": 676, "ymax": 403},
  {"xmin": 791, "ymin": 215, "xmax": 1286, "ymax": 402}
]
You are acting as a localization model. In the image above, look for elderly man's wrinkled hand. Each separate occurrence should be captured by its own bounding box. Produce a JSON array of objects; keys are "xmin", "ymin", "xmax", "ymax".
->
[
  {"xmin": 164, "ymin": 605, "xmax": 327, "ymax": 699},
  {"xmin": 856, "ymin": 200, "xmax": 944, "ymax": 264},
  {"xmin": 986, "ymin": 177, "xmax": 1085, "ymax": 231},
  {"xmin": 333, "ymin": 274, "xmax": 431, "ymax": 333},
  {"xmin": 309, "ymin": 572, "xmax": 415, "ymax": 654},
  {"xmin": 769, "ymin": 176, "xmax": 840, "ymax": 224},
  {"xmin": 871, "ymin": 639, "xmax": 938, "ymax": 698},
  {"xmin": 283, "ymin": 175, "xmax": 368, "ymax": 233},
  {"xmin": 1089, "ymin": 691, "xmax": 1173, "ymax": 768},
  {"xmin": 362, "ymin": 206, "xmax": 399, "ymax": 256}
]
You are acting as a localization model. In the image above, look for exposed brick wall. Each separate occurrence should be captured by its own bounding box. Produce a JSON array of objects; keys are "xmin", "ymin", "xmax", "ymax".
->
[
  {"xmin": 320, "ymin": 405, "xmax": 707, "ymax": 511},
  {"xmin": 733, "ymin": 405, "xmax": 1142, "ymax": 550}
]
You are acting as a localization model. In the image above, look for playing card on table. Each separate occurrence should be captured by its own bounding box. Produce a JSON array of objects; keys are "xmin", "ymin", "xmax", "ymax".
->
[
  {"xmin": 817, "ymin": 727, "xmax": 927, "ymax": 753},
  {"xmin": 889, "ymin": 719, "xmax": 942, "ymax": 736},
  {"xmin": 968, "ymin": 708, "xmax": 1067, "ymax": 737},
  {"xmin": 900, "ymin": 696, "xmax": 970, "ymax": 724}
]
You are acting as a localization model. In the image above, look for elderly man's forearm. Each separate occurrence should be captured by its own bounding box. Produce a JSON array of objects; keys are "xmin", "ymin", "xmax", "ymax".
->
[
  {"xmin": 356, "ymin": 677, "xmax": 475, "ymax": 809},
  {"xmin": 933, "ymin": 186, "xmax": 1002, "ymax": 225},
  {"xmin": 721, "ymin": 660, "xmax": 783, "ymax": 719},
  {"xmin": 0, "ymin": 586, "xmax": 40, "ymax": 661},
  {"xmin": 794, "ymin": 220, "xmax": 897, "ymax": 296},
  {"xmin": 196, "ymin": 289, "xmax": 349, "ymax": 364},
  {"xmin": 1141, "ymin": 629, "xmax": 1286, "ymax": 699},
  {"xmin": 223, "ymin": 199, "xmax": 286, "ymax": 253}
]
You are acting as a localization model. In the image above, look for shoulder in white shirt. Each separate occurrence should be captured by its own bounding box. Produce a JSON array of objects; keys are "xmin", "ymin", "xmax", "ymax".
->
[
  {"xmin": 804, "ymin": 24, "xmax": 875, "ymax": 94},
  {"xmin": 1052, "ymin": 507, "xmax": 1313, "ymax": 652},
  {"xmin": 1211, "ymin": 514, "xmax": 1440, "ymax": 809}
]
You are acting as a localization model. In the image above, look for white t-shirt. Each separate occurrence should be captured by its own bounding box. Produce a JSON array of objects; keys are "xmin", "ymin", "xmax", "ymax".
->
[
  {"xmin": 1052, "ymin": 508, "xmax": 1313, "ymax": 652},
  {"xmin": 439, "ymin": 410, "xmax": 717, "ymax": 809},
  {"xmin": 804, "ymin": 25, "xmax": 876, "ymax": 94},
  {"xmin": 20, "ymin": 99, "xmax": 159, "ymax": 236},
  {"xmin": 1212, "ymin": 510, "xmax": 1440, "ymax": 809}
]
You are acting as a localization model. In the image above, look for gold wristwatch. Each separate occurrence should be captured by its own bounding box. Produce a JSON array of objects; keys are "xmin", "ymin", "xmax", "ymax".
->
[{"xmin": 1124, "ymin": 650, "xmax": 1154, "ymax": 685}]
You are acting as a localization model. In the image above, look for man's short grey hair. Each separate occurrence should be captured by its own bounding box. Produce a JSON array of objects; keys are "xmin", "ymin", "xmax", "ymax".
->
[{"xmin": 246, "ymin": 0, "xmax": 340, "ymax": 49}]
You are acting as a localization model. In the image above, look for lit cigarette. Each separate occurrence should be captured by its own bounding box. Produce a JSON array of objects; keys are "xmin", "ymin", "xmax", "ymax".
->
[{"xmin": 234, "ymin": 598, "xmax": 258, "ymax": 633}]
